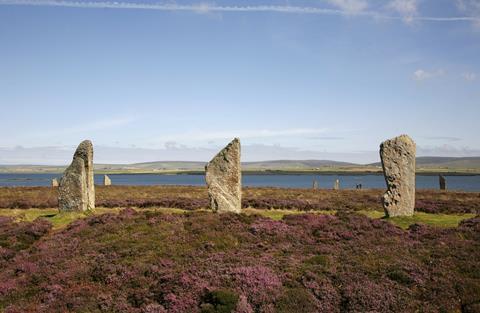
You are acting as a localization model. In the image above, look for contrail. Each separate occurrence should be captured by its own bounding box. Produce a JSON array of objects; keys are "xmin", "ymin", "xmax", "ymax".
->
[
  {"xmin": 0, "ymin": 0, "xmax": 479, "ymax": 23},
  {"xmin": 0, "ymin": 0, "xmax": 371, "ymax": 15}
]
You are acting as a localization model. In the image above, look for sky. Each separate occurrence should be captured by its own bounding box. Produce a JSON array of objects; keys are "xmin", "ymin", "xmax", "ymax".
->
[{"xmin": 0, "ymin": 0, "xmax": 479, "ymax": 165}]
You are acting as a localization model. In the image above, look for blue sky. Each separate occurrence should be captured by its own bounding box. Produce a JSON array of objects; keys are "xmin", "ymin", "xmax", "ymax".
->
[{"xmin": 0, "ymin": 0, "xmax": 479, "ymax": 164}]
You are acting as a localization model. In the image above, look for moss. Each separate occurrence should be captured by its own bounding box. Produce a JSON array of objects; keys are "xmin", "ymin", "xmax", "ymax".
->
[
  {"xmin": 275, "ymin": 288, "xmax": 318, "ymax": 313},
  {"xmin": 92, "ymin": 221, "xmax": 174, "ymax": 264},
  {"xmin": 244, "ymin": 208, "xmax": 335, "ymax": 221},
  {"xmin": 199, "ymin": 234, "xmax": 239, "ymax": 251},
  {"xmin": 358, "ymin": 210, "xmax": 476, "ymax": 229},
  {"xmin": 304, "ymin": 255, "xmax": 329, "ymax": 267},
  {"xmin": 200, "ymin": 290, "xmax": 239, "ymax": 313},
  {"xmin": 386, "ymin": 269, "xmax": 414, "ymax": 285},
  {"xmin": 388, "ymin": 212, "xmax": 476, "ymax": 229}
]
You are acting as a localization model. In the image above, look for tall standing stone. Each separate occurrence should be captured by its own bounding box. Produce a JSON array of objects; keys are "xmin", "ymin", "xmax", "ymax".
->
[
  {"xmin": 205, "ymin": 138, "xmax": 241, "ymax": 213},
  {"xmin": 73, "ymin": 140, "xmax": 95, "ymax": 210},
  {"xmin": 380, "ymin": 135, "xmax": 416, "ymax": 217},
  {"xmin": 312, "ymin": 179, "xmax": 318, "ymax": 190},
  {"xmin": 58, "ymin": 158, "xmax": 88, "ymax": 211},
  {"xmin": 51, "ymin": 178, "xmax": 59, "ymax": 187},
  {"xmin": 439, "ymin": 175, "xmax": 447, "ymax": 191},
  {"xmin": 104, "ymin": 175, "xmax": 112, "ymax": 186},
  {"xmin": 58, "ymin": 140, "xmax": 95, "ymax": 211}
]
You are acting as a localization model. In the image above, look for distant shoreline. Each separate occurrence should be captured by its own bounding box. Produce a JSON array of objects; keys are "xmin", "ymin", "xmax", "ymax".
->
[{"xmin": 2, "ymin": 156, "xmax": 480, "ymax": 176}]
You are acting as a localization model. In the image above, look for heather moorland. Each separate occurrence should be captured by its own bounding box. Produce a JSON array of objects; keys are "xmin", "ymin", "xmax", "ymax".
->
[{"xmin": 0, "ymin": 186, "xmax": 479, "ymax": 312}]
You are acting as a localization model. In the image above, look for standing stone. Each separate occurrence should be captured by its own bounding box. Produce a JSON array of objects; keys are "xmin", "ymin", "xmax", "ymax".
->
[
  {"xmin": 104, "ymin": 175, "xmax": 112, "ymax": 186},
  {"xmin": 333, "ymin": 179, "xmax": 340, "ymax": 190},
  {"xmin": 380, "ymin": 135, "xmax": 416, "ymax": 217},
  {"xmin": 58, "ymin": 158, "xmax": 88, "ymax": 211},
  {"xmin": 205, "ymin": 138, "xmax": 241, "ymax": 213},
  {"xmin": 51, "ymin": 178, "xmax": 59, "ymax": 187},
  {"xmin": 58, "ymin": 140, "xmax": 95, "ymax": 211},
  {"xmin": 73, "ymin": 140, "xmax": 95, "ymax": 209},
  {"xmin": 439, "ymin": 175, "xmax": 447, "ymax": 191},
  {"xmin": 312, "ymin": 179, "xmax": 318, "ymax": 190}
]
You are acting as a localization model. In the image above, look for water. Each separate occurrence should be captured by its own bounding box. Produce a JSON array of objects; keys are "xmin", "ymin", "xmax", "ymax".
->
[{"xmin": 0, "ymin": 173, "xmax": 479, "ymax": 192}]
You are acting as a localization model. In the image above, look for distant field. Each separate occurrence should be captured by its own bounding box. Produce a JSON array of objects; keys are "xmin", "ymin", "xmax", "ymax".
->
[{"xmin": 2, "ymin": 156, "xmax": 480, "ymax": 174}]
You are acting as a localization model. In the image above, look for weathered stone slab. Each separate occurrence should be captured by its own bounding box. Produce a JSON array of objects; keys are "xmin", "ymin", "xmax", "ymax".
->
[
  {"xmin": 439, "ymin": 175, "xmax": 447, "ymax": 191},
  {"xmin": 312, "ymin": 179, "xmax": 318, "ymax": 190},
  {"xmin": 73, "ymin": 140, "xmax": 95, "ymax": 209},
  {"xmin": 51, "ymin": 178, "xmax": 59, "ymax": 187},
  {"xmin": 104, "ymin": 175, "xmax": 112, "ymax": 186},
  {"xmin": 205, "ymin": 138, "xmax": 242, "ymax": 213},
  {"xmin": 58, "ymin": 140, "xmax": 95, "ymax": 211},
  {"xmin": 380, "ymin": 135, "xmax": 416, "ymax": 217},
  {"xmin": 58, "ymin": 157, "xmax": 88, "ymax": 211}
]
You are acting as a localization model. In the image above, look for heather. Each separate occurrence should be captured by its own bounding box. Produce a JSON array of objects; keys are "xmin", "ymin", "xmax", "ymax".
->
[
  {"xmin": 0, "ymin": 210, "xmax": 479, "ymax": 312},
  {"xmin": 1, "ymin": 186, "xmax": 478, "ymax": 214}
]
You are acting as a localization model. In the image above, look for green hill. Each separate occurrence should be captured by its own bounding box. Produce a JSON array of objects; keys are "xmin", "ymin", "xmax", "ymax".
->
[
  {"xmin": 370, "ymin": 157, "xmax": 480, "ymax": 170},
  {"xmin": 2, "ymin": 157, "xmax": 480, "ymax": 174}
]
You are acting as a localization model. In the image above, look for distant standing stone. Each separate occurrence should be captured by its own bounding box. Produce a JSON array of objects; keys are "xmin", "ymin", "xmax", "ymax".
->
[
  {"xmin": 334, "ymin": 179, "xmax": 340, "ymax": 190},
  {"xmin": 73, "ymin": 140, "xmax": 95, "ymax": 209},
  {"xmin": 51, "ymin": 178, "xmax": 59, "ymax": 187},
  {"xmin": 104, "ymin": 175, "xmax": 112, "ymax": 186},
  {"xmin": 380, "ymin": 135, "xmax": 416, "ymax": 217},
  {"xmin": 313, "ymin": 179, "xmax": 318, "ymax": 190},
  {"xmin": 439, "ymin": 175, "xmax": 447, "ymax": 191},
  {"xmin": 58, "ymin": 157, "xmax": 88, "ymax": 211},
  {"xmin": 58, "ymin": 140, "xmax": 95, "ymax": 211},
  {"xmin": 205, "ymin": 138, "xmax": 242, "ymax": 213}
]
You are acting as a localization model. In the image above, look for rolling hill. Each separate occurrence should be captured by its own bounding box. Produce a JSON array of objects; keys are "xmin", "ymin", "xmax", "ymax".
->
[
  {"xmin": 1, "ymin": 157, "xmax": 480, "ymax": 173},
  {"xmin": 369, "ymin": 157, "xmax": 480, "ymax": 170}
]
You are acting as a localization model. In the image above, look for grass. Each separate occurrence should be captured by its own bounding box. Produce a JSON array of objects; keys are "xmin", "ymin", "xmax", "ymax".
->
[
  {"xmin": 0, "ymin": 207, "xmax": 327, "ymax": 229},
  {"xmin": 243, "ymin": 208, "xmax": 335, "ymax": 220},
  {"xmin": 0, "ymin": 207, "xmax": 475, "ymax": 230},
  {"xmin": 360, "ymin": 210, "xmax": 476, "ymax": 229},
  {"xmin": 2, "ymin": 208, "xmax": 479, "ymax": 312},
  {"xmin": 0, "ymin": 207, "xmax": 186, "ymax": 229}
]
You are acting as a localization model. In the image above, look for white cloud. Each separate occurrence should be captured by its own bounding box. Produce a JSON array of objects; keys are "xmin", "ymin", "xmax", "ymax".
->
[
  {"xmin": 0, "ymin": 144, "xmax": 381, "ymax": 164},
  {"xmin": 455, "ymin": 0, "xmax": 480, "ymax": 27},
  {"xmin": 0, "ymin": 1, "xmax": 359, "ymax": 16},
  {"xmin": 413, "ymin": 69, "xmax": 445, "ymax": 81},
  {"xmin": 326, "ymin": 0, "xmax": 368, "ymax": 13},
  {"xmin": 417, "ymin": 144, "xmax": 480, "ymax": 157},
  {"xmin": 463, "ymin": 72, "xmax": 477, "ymax": 81},
  {"xmin": 151, "ymin": 128, "xmax": 329, "ymax": 144},
  {"xmin": 424, "ymin": 136, "xmax": 462, "ymax": 142},
  {"xmin": 456, "ymin": 1, "xmax": 480, "ymax": 16},
  {"xmin": 64, "ymin": 117, "xmax": 136, "ymax": 133},
  {"xmin": 18, "ymin": 116, "xmax": 137, "ymax": 141},
  {"xmin": 26, "ymin": 116, "xmax": 137, "ymax": 139},
  {"xmin": 387, "ymin": 0, "xmax": 418, "ymax": 24},
  {"xmin": 2, "ymin": 143, "xmax": 480, "ymax": 165}
]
